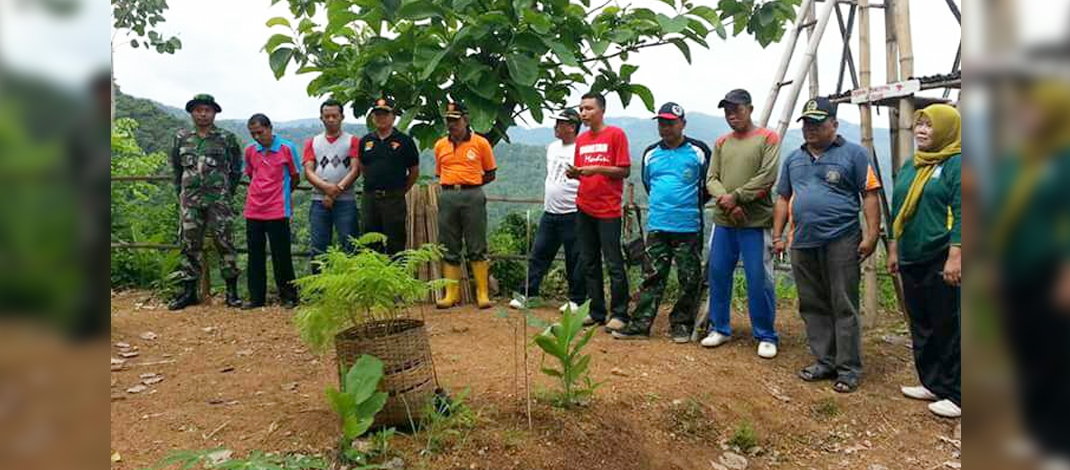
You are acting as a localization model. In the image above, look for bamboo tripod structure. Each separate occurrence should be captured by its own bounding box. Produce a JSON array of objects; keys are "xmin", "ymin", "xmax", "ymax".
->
[{"xmin": 756, "ymin": 0, "xmax": 961, "ymax": 320}]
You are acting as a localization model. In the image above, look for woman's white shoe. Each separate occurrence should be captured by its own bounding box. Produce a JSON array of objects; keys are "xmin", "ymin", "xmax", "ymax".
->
[
  {"xmin": 901, "ymin": 385, "xmax": 939, "ymax": 401},
  {"xmin": 928, "ymin": 399, "xmax": 961, "ymax": 418}
]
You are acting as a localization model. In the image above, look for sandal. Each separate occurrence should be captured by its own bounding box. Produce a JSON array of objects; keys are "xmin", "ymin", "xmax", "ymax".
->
[
  {"xmin": 833, "ymin": 375, "xmax": 860, "ymax": 393},
  {"xmin": 798, "ymin": 364, "xmax": 836, "ymax": 382}
]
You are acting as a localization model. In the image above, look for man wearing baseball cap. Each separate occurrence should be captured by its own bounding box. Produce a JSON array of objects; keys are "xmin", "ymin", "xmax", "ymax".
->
[
  {"xmin": 612, "ymin": 102, "xmax": 710, "ymax": 342},
  {"xmin": 358, "ymin": 97, "xmax": 420, "ymax": 254},
  {"xmin": 433, "ymin": 101, "xmax": 498, "ymax": 309},
  {"xmin": 509, "ymin": 108, "xmax": 587, "ymax": 312},
  {"xmin": 772, "ymin": 97, "xmax": 882, "ymax": 393},
  {"xmin": 700, "ymin": 89, "xmax": 782, "ymax": 358},
  {"xmin": 168, "ymin": 93, "xmax": 244, "ymax": 310}
]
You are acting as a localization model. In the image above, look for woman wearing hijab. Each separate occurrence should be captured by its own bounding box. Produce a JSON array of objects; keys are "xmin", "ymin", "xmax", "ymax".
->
[
  {"xmin": 990, "ymin": 81, "xmax": 1070, "ymax": 459},
  {"xmin": 887, "ymin": 104, "xmax": 962, "ymax": 418}
]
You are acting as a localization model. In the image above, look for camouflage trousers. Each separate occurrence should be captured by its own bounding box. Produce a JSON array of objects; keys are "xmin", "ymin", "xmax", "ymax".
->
[
  {"xmin": 175, "ymin": 202, "xmax": 241, "ymax": 282},
  {"xmin": 629, "ymin": 231, "xmax": 703, "ymax": 331}
]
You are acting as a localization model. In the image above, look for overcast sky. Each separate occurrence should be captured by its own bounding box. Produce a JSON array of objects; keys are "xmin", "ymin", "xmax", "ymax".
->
[{"xmin": 8, "ymin": 0, "xmax": 1021, "ymax": 128}]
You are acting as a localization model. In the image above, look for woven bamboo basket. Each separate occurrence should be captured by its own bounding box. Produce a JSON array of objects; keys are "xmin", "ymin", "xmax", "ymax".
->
[{"xmin": 334, "ymin": 318, "xmax": 435, "ymax": 428}]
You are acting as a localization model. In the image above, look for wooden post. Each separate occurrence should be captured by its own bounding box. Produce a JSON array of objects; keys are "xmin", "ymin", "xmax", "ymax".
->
[
  {"xmin": 774, "ymin": 0, "xmax": 838, "ymax": 138},
  {"xmin": 806, "ymin": 2, "xmax": 821, "ymax": 99},
  {"xmin": 894, "ymin": 0, "xmax": 915, "ymax": 172},
  {"xmin": 884, "ymin": 0, "xmax": 900, "ymax": 174},
  {"xmin": 858, "ymin": 0, "xmax": 878, "ymax": 325},
  {"xmin": 758, "ymin": 0, "xmax": 817, "ymax": 127}
]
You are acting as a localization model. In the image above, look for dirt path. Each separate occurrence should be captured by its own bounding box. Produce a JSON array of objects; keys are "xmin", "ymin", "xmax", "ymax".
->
[{"xmin": 110, "ymin": 291, "xmax": 960, "ymax": 470}]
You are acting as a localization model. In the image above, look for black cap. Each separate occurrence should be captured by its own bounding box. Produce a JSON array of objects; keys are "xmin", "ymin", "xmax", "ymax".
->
[
  {"xmin": 445, "ymin": 101, "xmax": 468, "ymax": 119},
  {"xmin": 371, "ymin": 97, "xmax": 396, "ymax": 113},
  {"xmin": 718, "ymin": 89, "xmax": 752, "ymax": 108},
  {"xmin": 797, "ymin": 97, "xmax": 838, "ymax": 122},
  {"xmin": 653, "ymin": 102, "xmax": 685, "ymax": 120},
  {"xmin": 552, "ymin": 108, "xmax": 581, "ymax": 124},
  {"xmin": 185, "ymin": 93, "xmax": 222, "ymax": 113}
]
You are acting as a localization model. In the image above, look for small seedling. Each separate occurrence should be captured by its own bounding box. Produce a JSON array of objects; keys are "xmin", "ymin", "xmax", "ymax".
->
[
  {"xmin": 325, "ymin": 355, "xmax": 390, "ymax": 464},
  {"xmin": 419, "ymin": 388, "xmax": 475, "ymax": 455},
  {"xmin": 667, "ymin": 398, "xmax": 715, "ymax": 439},
  {"xmin": 728, "ymin": 419, "xmax": 758, "ymax": 450},
  {"xmin": 532, "ymin": 301, "xmax": 600, "ymax": 408}
]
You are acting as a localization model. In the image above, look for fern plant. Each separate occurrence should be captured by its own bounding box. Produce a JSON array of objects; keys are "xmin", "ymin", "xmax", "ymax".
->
[
  {"xmin": 532, "ymin": 301, "xmax": 601, "ymax": 407},
  {"xmin": 293, "ymin": 233, "xmax": 449, "ymax": 354}
]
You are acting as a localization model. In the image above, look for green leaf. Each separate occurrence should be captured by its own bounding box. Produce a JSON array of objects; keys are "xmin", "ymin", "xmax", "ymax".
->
[
  {"xmin": 298, "ymin": 18, "xmax": 316, "ymax": 34},
  {"xmin": 263, "ymin": 33, "xmax": 293, "ymax": 53},
  {"xmin": 545, "ymin": 40, "xmax": 579, "ymax": 67},
  {"xmin": 268, "ymin": 47, "xmax": 293, "ymax": 79},
  {"xmin": 668, "ymin": 38, "xmax": 691, "ymax": 63},
  {"xmin": 533, "ymin": 330, "xmax": 566, "ymax": 359},
  {"xmin": 540, "ymin": 367, "xmax": 563, "ymax": 378},
  {"xmin": 397, "ymin": 0, "xmax": 440, "ymax": 20},
  {"xmin": 589, "ymin": 39, "xmax": 609, "ymax": 56},
  {"xmin": 655, "ymin": 13, "xmax": 689, "ymax": 34},
  {"xmin": 419, "ymin": 46, "xmax": 450, "ymax": 81},
  {"xmin": 467, "ymin": 98, "xmax": 498, "ymax": 134},
  {"xmin": 343, "ymin": 355, "xmax": 385, "ymax": 405},
  {"xmin": 469, "ymin": 73, "xmax": 499, "ymax": 100},
  {"xmin": 354, "ymin": 391, "xmax": 389, "ymax": 421},
  {"xmin": 365, "ymin": 61, "xmax": 392, "ymax": 86},
  {"xmin": 343, "ymin": 415, "xmax": 375, "ymax": 440},
  {"xmin": 266, "ymin": 16, "xmax": 290, "ymax": 28},
  {"xmin": 454, "ymin": 0, "xmax": 477, "ymax": 10},
  {"xmin": 524, "ymin": 312, "xmax": 550, "ymax": 330},
  {"xmin": 523, "ymin": 10, "xmax": 553, "ymax": 35},
  {"xmin": 505, "ymin": 52, "xmax": 539, "ymax": 87},
  {"xmin": 620, "ymin": 64, "xmax": 639, "ymax": 81}
]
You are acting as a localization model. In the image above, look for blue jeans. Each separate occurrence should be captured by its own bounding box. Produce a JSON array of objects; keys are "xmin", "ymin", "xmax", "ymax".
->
[
  {"xmin": 309, "ymin": 199, "xmax": 359, "ymax": 270},
  {"xmin": 524, "ymin": 212, "xmax": 586, "ymax": 303},
  {"xmin": 707, "ymin": 226, "xmax": 778, "ymax": 343}
]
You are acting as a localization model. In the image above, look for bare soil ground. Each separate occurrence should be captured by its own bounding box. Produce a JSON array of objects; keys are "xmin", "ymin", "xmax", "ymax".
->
[{"xmin": 110, "ymin": 290, "xmax": 960, "ymax": 470}]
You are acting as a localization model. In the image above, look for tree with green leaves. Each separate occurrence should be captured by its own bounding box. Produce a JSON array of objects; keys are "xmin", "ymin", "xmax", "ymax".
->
[
  {"xmin": 111, "ymin": 0, "xmax": 182, "ymax": 120},
  {"xmin": 264, "ymin": 0, "xmax": 801, "ymax": 149}
]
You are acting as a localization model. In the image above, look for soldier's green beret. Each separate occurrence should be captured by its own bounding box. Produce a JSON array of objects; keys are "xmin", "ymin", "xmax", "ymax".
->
[{"xmin": 185, "ymin": 93, "xmax": 222, "ymax": 113}]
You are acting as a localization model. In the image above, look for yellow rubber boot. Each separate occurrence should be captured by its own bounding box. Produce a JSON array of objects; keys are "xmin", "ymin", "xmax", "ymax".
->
[
  {"xmin": 436, "ymin": 263, "xmax": 461, "ymax": 309},
  {"xmin": 471, "ymin": 260, "xmax": 493, "ymax": 309}
]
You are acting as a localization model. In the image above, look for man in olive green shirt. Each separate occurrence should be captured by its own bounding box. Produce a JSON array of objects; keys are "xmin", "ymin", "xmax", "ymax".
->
[{"xmin": 701, "ymin": 89, "xmax": 782, "ymax": 359}]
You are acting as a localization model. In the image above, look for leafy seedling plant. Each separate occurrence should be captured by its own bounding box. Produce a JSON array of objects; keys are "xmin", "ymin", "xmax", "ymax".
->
[
  {"xmin": 293, "ymin": 233, "xmax": 448, "ymax": 354},
  {"xmin": 532, "ymin": 300, "xmax": 601, "ymax": 408},
  {"xmin": 326, "ymin": 354, "xmax": 392, "ymax": 467}
]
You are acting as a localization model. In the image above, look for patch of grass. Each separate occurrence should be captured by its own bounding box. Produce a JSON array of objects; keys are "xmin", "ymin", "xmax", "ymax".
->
[
  {"xmin": 418, "ymin": 388, "xmax": 476, "ymax": 456},
  {"xmin": 501, "ymin": 428, "xmax": 527, "ymax": 450},
  {"xmin": 728, "ymin": 419, "xmax": 758, "ymax": 450},
  {"xmin": 667, "ymin": 398, "xmax": 716, "ymax": 439},
  {"xmin": 644, "ymin": 392, "xmax": 661, "ymax": 404},
  {"xmin": 811, "ymin": 397, "xmax": 841, "ymax": 420}
]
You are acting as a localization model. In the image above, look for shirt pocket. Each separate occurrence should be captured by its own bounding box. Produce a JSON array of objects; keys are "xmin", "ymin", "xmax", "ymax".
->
[{"xmin": 204, "ymin": 148, "xmax": 225, "ymax": 167}]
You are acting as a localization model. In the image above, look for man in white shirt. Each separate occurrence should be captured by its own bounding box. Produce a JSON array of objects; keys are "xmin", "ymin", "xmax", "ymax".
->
[{"xmin": 510, "ymin": 109, "xmax": 587, "ymax": 311}]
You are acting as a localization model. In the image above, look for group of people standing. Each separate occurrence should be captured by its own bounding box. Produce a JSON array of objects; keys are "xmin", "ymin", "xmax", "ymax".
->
[
  {"xmin": 164, "ymin": 87, "xmax": 961, "ymax": 419},
  {"xmin": 512, "ymin": 90, "xmax": 960, "ymax": 418}
]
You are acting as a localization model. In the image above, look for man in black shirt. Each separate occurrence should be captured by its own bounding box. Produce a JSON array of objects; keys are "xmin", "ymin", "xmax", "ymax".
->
[{"xmin": 357, "ymin": 97, "xmax": 420, "ymax": 254}]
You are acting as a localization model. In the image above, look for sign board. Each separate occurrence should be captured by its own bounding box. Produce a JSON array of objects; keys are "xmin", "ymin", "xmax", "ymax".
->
[{"xmin": 850, "ymin": 79, "xmax": 921, "ymax": 104}]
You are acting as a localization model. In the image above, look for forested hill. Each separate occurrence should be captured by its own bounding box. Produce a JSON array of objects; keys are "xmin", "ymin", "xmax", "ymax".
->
[{"xmin": 115, "ymin": 89, "xmax": 893, "ymax": 216}]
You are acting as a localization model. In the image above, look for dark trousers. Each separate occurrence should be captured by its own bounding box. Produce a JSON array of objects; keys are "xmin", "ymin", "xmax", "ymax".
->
[
  {"xmin": 576, "ymin": 210, "xmax": 629, "ymax": 323},
  {"xmin": 437, "ymin": 187, "xmax": 488, "ymax": 264},
  {"xmin": 524, "ymin": 211, "xmax": 586, "ymax": 303},
  {"xmin": 1001, "ymin": 263, "xmax": 1070, "ymax": 455},
  {"xmin": 630, "ymin": 231, "xmax": 702, "ymax": 331},
  {"xmin": 246, "ymin": 218, "xmax": 297, "ymax": 303},
  {"xmin": 900, "ymin": 249, "xmax": 961, "ymax": 406},
  {"xmin": 362, "ymin": 190, "xmax": 408, "ymax": 255},
  {"xmin": 790, "ymin": 230, "xmax": 863, "ymax": 379}
]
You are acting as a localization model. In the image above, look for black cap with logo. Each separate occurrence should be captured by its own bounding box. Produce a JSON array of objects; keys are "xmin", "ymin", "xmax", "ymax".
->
[
  {"xmin": 371, "ymin": 97, "xmax": 396, "ymax": 113},
  {"xmin": 445, "ymin": 101, "xmax": 468, "ymax": 119},
  {"xmin": 653, "ymin": 102, "xmax": 685, "ymax": 120},
  {"xmin": 797, "ymin": 97, "xmax": 838, "ymax": 122},
  {"xmin": 718, "ymin": 89, "xmax": 752, "ymax": 108}
]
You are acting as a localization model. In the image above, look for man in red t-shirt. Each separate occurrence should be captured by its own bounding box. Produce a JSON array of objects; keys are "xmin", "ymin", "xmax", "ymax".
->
[{"xmin": 567, "ymin": 91, "xmax": 631, "ymax": 331}]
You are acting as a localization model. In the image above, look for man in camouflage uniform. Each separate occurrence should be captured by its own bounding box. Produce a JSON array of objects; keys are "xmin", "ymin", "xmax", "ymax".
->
[
  {"xmin": 612, "ymin": 103, "xmax": 711, "ymax": 342},
  {"xmin": 168, "ymin": 94, "xmax": 244, "ymax": 310}
]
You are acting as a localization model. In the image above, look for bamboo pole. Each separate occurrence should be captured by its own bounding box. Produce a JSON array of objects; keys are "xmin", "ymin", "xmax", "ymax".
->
[
  {"xmin": 858, "ymin": 0, "xmax": 878, "ymax": 325},
  {"xmin": 884, "ymin": 0, "xmax": 900, "ymax": 173},
  {"xmin": 774, "ymin": 0, "xmax": 838, "ymax": 138},
  {"xmin": 894, "ymin": 0, "xmax": 915, "ymax": 172},
  {"xmin": 806, "ymin": 2, "xmax": 821, "ymax": 99},
  {"xmin": 758, "ymin": 0, "xmax": 817, "ymax": 127}
]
